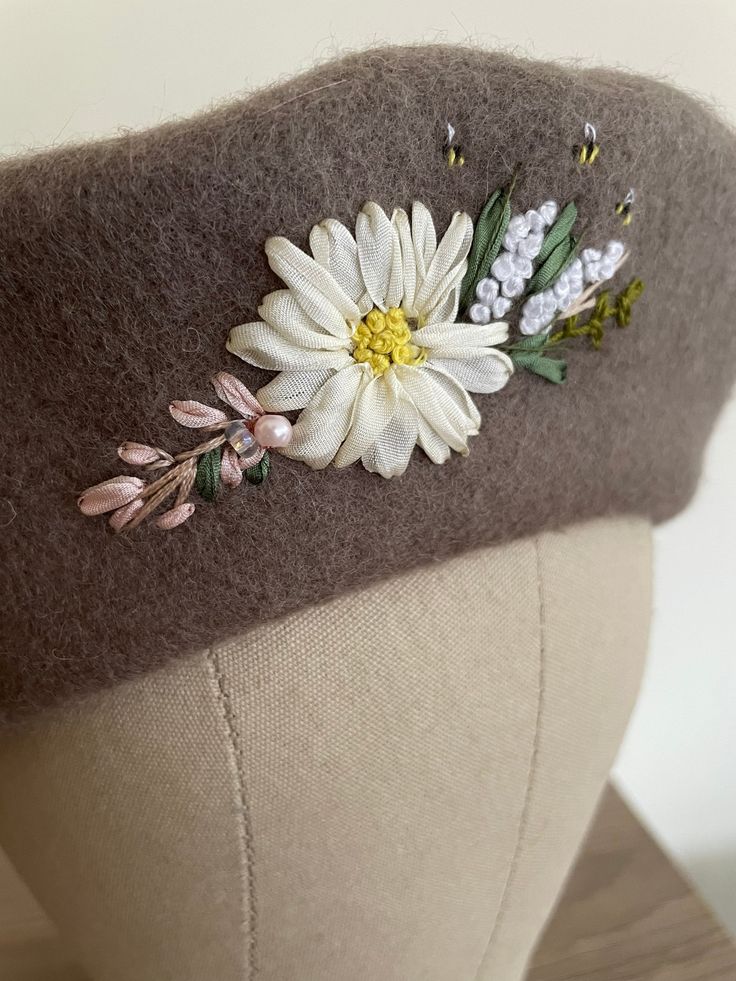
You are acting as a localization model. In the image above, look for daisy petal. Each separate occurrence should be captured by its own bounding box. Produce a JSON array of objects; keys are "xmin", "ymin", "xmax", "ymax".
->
[
  {"xmin": 257, "ymin": 369, "xmax": 337, "ymax": 413},
  {"xmin": 310, "ymin": 218, "xmax": 370, "ymax": 307},
  {"xmin": 392, "ymin": 208, "xmax": 417, "ymax": 314},
  {"xmin": 415, "ymin": 211, "xmax": 473, "ymax": 320},
  {"xmin": 416, "ymin": 415, "xmax": 452, "ymax": 465},
  {"xmin": 361, "ymin": 382, "xmax": 419, "ymax": 478},
  {"xmin": 334, "ymin": 374, "xmax": 397, "ymax": 469},
  {"xmin": 429, "ymin": 353, "xmax": 514, "ymax": 394},
  {"xmin": 395, "ymin": 363, "xmax": 480, "ymax": 454},
  {"xmin": 356, "ymin": 202, "xmax": 403, "ymax": 312},
  {"xmin": 411, "ymin": 202, "xmax": 437, "ymax": 282},
  {"xmin": 411, "ymin": 320, "xmax": 510, "ymax": 356},
  {"xmin": 282, "ymin": 363, "xmax": 369, "ymax": 469},
  {"xmin": 258, "ymin": 291, "xmax": 351, "ymax": 350},
  {"xmin": 423, "ymin": 286, "xmax": 460, "ymax": 326},
  {"xmin": 227, "ymin": 321, "xmax": 353, "ymax": 372},
  {"xmin": 265, "ymin": 236, "xmax": 359, "ymax": 335}
]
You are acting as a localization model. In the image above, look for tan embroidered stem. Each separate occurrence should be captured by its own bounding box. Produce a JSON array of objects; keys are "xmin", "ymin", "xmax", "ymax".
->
[
  {"xmin": 127, "ymin": 467, "xmax": 186, "ymax": 530},
  {"xmin": 125, "ymin": 436, "xmax": 225, "ymax": 531},
  {"xmin": 174, "ymin": 434, "xmax": 226, "ymax": 462},
  {"xmin": 175, "ymin": 460, "xmax": 197, "ymax": 506}
]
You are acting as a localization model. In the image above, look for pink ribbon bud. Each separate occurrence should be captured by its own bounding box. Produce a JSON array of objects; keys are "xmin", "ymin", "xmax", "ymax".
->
[
  {"xmin": 78, "ymin": 476, "xmax": 145, "ymax": 516},
  {"xmin": 169, "ymin": 401, "xmax": 228, "ymax": 428},
  {"xmin": 154, "ymin": 503, "xmax": 196, "ymax": 530},
  {"xmin": 108, "ymin": 498, "xmax": 145, "ymax": 532},
  {"xmin": 220, "ymin": 446, "xmax": 244, "ymax": 487},
  {"xmin": 211, "ymin": 372, "xmax": 264, "ymax": 419},
  {"xmin": 117, "ymin": 442, "xmax": 162, "ymax": 466}
]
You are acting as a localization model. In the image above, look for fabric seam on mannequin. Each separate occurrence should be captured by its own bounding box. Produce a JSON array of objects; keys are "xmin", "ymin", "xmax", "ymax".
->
[
  {"xmin": 207, "ymin": 647, "xmax": 259, "ymax": 977},
  {"xmin": 473, "ymin": 534, "xmax": 547, "ymax": 979}
]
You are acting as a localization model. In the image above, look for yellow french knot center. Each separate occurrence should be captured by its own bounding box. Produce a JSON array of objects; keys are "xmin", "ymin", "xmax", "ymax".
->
[{"xmin": 351, "ymin": 307, "xmax": 427, "ymax": 376}]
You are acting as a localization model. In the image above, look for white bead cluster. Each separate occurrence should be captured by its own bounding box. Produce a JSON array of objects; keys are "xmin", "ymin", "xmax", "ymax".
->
[
  {"xmin": 581, "ymin": 240, "xmax": 625, "ymax": 284},
  {"xmin": 468, "ymin": 200, "xmax": 559, "ymax": 325},
  {"xmin": 519, "ymin": 258, "xmax": 584, "ymax": 335},
  {"xmin": 519, "ymin": 239, "xmax": 625, "ymax": 336}
]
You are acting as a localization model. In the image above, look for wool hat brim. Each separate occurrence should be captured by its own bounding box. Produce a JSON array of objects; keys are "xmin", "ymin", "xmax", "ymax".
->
[{"xmin": 1, "ymin": 44, "xmax": 735, "ymax": 719}]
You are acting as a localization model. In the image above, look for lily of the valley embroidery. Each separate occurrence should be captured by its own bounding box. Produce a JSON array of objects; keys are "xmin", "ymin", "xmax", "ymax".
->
[{"xmin": 78, "ymin": 189, "xmax": 644, "ymax": 531}]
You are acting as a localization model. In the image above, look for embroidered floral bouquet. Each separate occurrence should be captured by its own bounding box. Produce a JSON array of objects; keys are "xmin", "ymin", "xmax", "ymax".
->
[{"xmin": 78, "ymin": 181, "xmax": 643, "ymax": 531}]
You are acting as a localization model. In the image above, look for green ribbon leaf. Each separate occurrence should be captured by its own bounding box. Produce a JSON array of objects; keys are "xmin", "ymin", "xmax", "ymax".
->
[
  {"xmin": 460, "ymin": 189, "xmax": 502, "ymax": 307},
  {"xmin": 511, "ymin": 350, "xmax": 567, "ymax": 384},
  {"xmin": 460, "ymin": 184, "xmax": 512, "ymax": 312},
  {"xmin": 535, "ymin": 201, "xmax": 578, "ymax": 267},
  {"xmin": 245, "ymin": 451, "xmax": 271, "ymax": 486},
  {"xmin": 508, "ymin": 333, "xmax": 548, "ymax": 351},
  {"xmin": 527, "ymin": 235, "xmax": 578, "ymax": 295},
  {"xmin": 195, "ymin": 447, "xmax": 222, "ymax": 502}
]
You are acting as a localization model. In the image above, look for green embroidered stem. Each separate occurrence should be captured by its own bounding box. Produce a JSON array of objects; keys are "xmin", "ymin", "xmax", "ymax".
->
[
  {"xmin": 611, "ymin": 277, "xmax": 644, "ymax": 326},
  {"xmin": 195, "ymin": 447, "xmax": 222, "ymax": 501},
  {"xmin": 503, "ymin": 278, "xmax": 644, "ymax": 383},
  {"xmin": 548, "ymin": 278, "xmax": 644, "ymax": 350},
  {"xmin": 460, "ymin": 177, "xmax": 515, "ymax": 312},
  {"xmin": 245, "ymin": 451, "xmax": 271, "ymax": 485}
]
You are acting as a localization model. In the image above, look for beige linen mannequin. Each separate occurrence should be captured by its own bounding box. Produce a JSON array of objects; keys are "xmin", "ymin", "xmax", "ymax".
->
[{"xmin": 0, "ymin": 516, "xmax": 651, "ymax": 981}]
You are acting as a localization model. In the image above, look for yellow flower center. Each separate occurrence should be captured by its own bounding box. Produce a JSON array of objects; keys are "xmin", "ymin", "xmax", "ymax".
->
[{"xmin": 351, "ymin": 307, "xmax": 427, "ymax": 376}]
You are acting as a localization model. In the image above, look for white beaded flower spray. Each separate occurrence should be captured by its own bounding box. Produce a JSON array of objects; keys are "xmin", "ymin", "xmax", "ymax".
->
[{"xmin": 459, "ymin": 181, "xmax": 643, "ymax": 383}]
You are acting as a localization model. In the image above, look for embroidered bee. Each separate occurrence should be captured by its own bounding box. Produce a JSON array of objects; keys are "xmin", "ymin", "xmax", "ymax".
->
[
  {"xmin": 578, "ymin": 122, "xmax": 600, "ymax": 165},
  {"xmin": 444, "ymin": 122, "xmax": 465, "ymax": 168},
  {"xmin": 615, "ymin": 188, "xmax": 635, "ymax": 226}
]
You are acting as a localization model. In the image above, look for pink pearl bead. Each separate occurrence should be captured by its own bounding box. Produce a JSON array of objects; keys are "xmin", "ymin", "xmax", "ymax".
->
[{"xmin": 254, "ymin": 414, "xmax": 293, "ymax": 448}]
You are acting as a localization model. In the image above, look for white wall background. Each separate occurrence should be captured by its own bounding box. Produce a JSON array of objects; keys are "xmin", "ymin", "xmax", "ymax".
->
[{"xmin": 1, "ymin": 0, "xmax": 734, "ymax": 935}]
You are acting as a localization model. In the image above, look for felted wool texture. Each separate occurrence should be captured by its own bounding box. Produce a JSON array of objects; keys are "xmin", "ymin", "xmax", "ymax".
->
[{"xmin": 1, "ymin": 44, "xmax": 735, "ymax": 718}]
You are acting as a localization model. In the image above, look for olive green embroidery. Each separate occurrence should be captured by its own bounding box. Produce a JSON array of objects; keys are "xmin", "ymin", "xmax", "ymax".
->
[
  {"xmin": 500, "ymin": 278, "xmax": 646, "ymax": 383},
  {"xmin": 549, "ymin": 278, "xmax": 645, "ymax": 350}
]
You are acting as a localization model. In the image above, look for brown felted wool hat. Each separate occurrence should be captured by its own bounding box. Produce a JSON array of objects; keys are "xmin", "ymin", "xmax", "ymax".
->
[{"xmin": 1, "ymin": 44, "xmax": 736, "ymax": 721}]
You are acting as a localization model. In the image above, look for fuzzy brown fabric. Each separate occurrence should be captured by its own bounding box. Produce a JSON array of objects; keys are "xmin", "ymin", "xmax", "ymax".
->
[{"xmin": 2, "ymin": 45, "xmax": 736, "ymax": 720}]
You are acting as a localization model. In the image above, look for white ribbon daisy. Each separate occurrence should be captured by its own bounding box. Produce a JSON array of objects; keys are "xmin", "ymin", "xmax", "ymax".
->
[{"xmin": 227, "ymin": 201, "xmax": 513, "ymax": 478}]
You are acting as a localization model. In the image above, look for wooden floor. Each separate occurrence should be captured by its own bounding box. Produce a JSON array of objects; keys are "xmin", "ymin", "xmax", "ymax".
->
[
  {"xmin": 1, "ymin": 786, "xmax": 734, "ymax": 980},
  {"xmin": 528, "ymin": 787, "xmax": 736, "ymax": 980}
]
